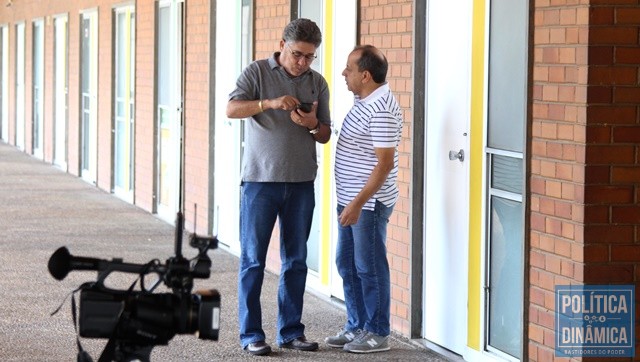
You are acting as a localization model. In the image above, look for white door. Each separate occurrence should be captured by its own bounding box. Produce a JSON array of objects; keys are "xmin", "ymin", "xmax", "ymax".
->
[
  {"xmin": 328, "ymin": 0, "xmax": 357, "ymax": 300},
  {"xmin": 213, "ymin": 0, "xmax": 244, "ymax": 255},
  {"xmin": 53, "ymin": 15, "xmax": 68, "ymax": 170},
  {"xmin": 156, "ymin": 0, "xmax": 183, "ymax": 223},
  {"xmin": 423, "ymin": 0, "xmax": 472, "ymax": 355}
]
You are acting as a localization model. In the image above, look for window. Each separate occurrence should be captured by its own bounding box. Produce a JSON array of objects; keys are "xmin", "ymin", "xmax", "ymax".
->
[{"xmin": 485, "ymin": 0, "xmax": 529, "ymax": 359}]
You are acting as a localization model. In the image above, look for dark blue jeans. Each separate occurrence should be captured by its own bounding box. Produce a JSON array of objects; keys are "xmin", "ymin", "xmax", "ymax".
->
[
  {"xmin": 336, "ymin": 200, "xmax": 394, "ymax": 336},
  {"xmin": 238, "ymin": 181, "xmax": 315, "ymax": 347}
]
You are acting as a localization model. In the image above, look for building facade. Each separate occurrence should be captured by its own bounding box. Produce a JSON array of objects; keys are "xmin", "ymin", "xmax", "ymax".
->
[{"xmin": 1, "ymin": 0, "xmax": 639, "ymax": 361}]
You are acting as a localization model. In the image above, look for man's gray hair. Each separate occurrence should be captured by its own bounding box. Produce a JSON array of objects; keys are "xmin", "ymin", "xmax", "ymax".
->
[{"xmin": 282, "ymin": 18, "xmax": 322, "ymax": 47}]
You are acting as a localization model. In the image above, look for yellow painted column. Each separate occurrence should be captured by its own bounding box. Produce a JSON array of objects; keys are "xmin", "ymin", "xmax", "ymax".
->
[
  {"xmin": 467, "ymin": 0, "xmax": 486, "ymax": 351},
  {"xmin": 320, "ymin": 0, "xmax": 334, "ymax": 286}
]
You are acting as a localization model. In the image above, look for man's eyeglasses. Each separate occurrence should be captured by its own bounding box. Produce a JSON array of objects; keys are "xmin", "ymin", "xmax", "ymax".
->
[{"xmin": 286, "ymin": 44, "xmax": 317, "ymax": 62}]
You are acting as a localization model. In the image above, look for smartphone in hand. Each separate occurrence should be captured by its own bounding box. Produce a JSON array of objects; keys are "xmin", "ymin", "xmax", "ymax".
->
[{"xmin": 297, "ymin": 102, "xmax": 313, "ymax": 113}]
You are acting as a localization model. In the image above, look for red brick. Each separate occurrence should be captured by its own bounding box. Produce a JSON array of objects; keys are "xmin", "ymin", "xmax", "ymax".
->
[
  {"xmin": 616, "ymin": 7, "xmax": 640, "ymax": 24},
  {"xmin": 616, "ymin": 47, "xmax": 640, "ymax": 64},
  {"xmin": 612, "ymin": 205, "xmax": 640, "ymax": 223},
  {"xmin": 583, "ymin": 204, "xmax": 610, "ymax": 223},
  {"xmin": 585, "ymin": 145, "xmax": 635, "ymax": 164},
  {"xmin": 611, "ymin": 245, "xmax": 640, "ymax": 262},
  {"xmin": 589, "ymin": 7, "xmax": 615, "ymax": 25},
  {"xmin": 584, "ymin": 264, "xmax": 634, "ymax": 283},
  {"xmin": 592, "ymin": 46, "xmax": 618, "ymax": 66},
  {"xmin": 589, "ymin": 66, "xmax": 638, "ymax": 85},
  {"xmin": 589, "ymin": 26, "xmax": 639, "ymax": 45},
  {"xmin": 585, "ymin": 125, "xmax": 612, "ymax": 142},
  {"xmin": 584, "ymin": 224, "xmax": 636, "ymax": 243},
  {"xmin": 587, "ymin": 105, "xmax": 637, "ymax": 124},
  {"xmin": 590, "ymin": 0, "xmax": 639, "ymax": 4},
  {"xmin": 585, "ymin": 185, "xmax": 635, "ymax": 203},
  {"xmin": 546, "ymin": 217, "xmax": 563, "ymax": 236},
  {"xmin": 615, "ymin": 87, "xmax": 640, "ymax": 103},
  {"xmin": 612, "ymin": 167, "xmax": 640, "ymax": 183},
  {"xmin": 545, "ymin": 253, "xmax": 562, "ymax": 273},
  {"xmin": 555, "ymin": 199, "xmax": 573, "ymax": 217},
  {"xmin": 560, "ymin": 259, "xmax": 575, "ymax": 278},
  {"xmin": 586, "ymin": 85, "xmax": 613, "ymax": 103}
]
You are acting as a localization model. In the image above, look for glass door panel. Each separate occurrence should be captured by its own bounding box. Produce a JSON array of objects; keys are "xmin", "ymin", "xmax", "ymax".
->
[
  {"xmin": 54, "ymin": 15, "xmax": 68, "ymax": 170},
  {"xmin": 158, "ymin": 106, "xmax": 178, "ymax": 211},
  {"xmin": 80, "ymin": 11, "xmax": 98, "ymax": 184},
  {"xmin": 213, "ymin": 0, "xmax": 246, "ymax": 256},
  {"xmin": 32, "ymin": 20, "xmax": 44, "ymax": 159},
  {"xmin": 488, "ymin": 194, "xmax": 524, "ymax": 358},
  {"xmin": 114, "ymin": 7, "xmax": 135, "ymax": 202},
  {"xmin": 15, "ymin": 23, "xmax": 25, "ymax": 150},
  {"xmin": 156, "ymin": 1, "xmax": 183, "ymax": 222}
]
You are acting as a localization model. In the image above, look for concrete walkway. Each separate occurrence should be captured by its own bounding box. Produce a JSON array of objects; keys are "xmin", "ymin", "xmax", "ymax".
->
[{"xmin": 0, "ymin": 142, "xmax": 454, "ymax": 362}]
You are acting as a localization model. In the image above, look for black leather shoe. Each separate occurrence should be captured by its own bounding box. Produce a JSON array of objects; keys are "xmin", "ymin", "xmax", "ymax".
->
[
  {"xmin": 279, "ymin": 336, "xmax": 319, "ymax": 351},
  {"xmin": 244, "ymin": 341, "xmax": 272, "ymax": 356}
]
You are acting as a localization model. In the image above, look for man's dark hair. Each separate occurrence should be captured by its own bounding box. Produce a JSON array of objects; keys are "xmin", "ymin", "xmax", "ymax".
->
[
  {"xmin": 282, "ymin": 18, "xmax": 322, "ymax": 47},
  {"xmin": 354, "ymin": 45, "xmax": 388, "ymax": 84}
]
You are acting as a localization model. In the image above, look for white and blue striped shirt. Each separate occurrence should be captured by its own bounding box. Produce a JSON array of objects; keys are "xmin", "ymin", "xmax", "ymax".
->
[{"xmin": 335, "ymin": 83, "xmax": 403, "ymax": 210}]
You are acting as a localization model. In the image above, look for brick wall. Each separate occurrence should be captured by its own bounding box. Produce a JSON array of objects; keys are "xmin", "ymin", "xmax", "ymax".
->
[
  {"xmin": 530, "ymin": 2, "xmax": 589, "ymax": 360},
  {"xmin": 360, "ymin": 0, "xmax": 414, "ymax": 336},
  {"xmin": 97, "ymin": 6, "xmax": 114, "ymax": 191},
  {"xmin": 255, "ymin": 0, "xmax": 290, "ymax": 60},
  {"xmin": 530, "ymin": 1, "xmax": 640, "ymax": 361},
  {"xmin": 183, "ymin": 0, "xmax": 213, "ymax": 235},
  {"xmin": 135, "ymin": 0, "xmax": 156, "ymax": 212}
]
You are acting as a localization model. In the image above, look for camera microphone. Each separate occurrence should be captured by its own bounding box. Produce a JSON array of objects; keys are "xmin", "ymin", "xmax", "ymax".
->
[{"xmin": 48, "ymin": 246, "xmax": 104, "ymax": 281}]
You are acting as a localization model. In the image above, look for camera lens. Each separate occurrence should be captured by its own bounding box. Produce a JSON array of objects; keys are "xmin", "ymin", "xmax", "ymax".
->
[{"xmin": 194, "ymin": 289, "xmax": 221, "ymax": 340}]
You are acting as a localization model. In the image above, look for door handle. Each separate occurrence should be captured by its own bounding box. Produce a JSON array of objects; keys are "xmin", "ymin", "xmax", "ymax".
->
[{"xmin": 449, "ymin": 149, "xmax": 464, "ymax": 162}]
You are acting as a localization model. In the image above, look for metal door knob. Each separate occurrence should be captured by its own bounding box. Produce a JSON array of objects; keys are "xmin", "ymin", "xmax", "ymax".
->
[{"xmin": 449, "ymin": 149, "xmax": 464, "ymax": 162}]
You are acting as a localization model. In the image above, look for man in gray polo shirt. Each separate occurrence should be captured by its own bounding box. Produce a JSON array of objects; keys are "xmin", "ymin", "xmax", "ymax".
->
[{"xmin": 226, "ymin": 18, "xmax": 331, "ymax": 356}]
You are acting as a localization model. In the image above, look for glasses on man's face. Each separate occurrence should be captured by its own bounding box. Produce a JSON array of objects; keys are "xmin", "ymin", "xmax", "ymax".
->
[{"xmin": 286, "ymin": 44, "xmax": 317, "ymax": 62}]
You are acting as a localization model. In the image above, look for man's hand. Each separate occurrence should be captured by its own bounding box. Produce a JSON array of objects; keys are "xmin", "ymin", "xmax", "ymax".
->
[
  {"xmin": 290, "ymin": 102, "xmax": 318, "ymax": 129},
  {"xmin": 339, "ymin": 202, "xmax": 363, "ymax": 226},
  {"xmin": 269, "ymin": 95, "xmax": 301, "ymax": 111}
]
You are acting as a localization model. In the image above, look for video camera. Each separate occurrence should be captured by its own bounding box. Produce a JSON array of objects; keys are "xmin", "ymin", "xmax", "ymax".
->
[{"xmin": 48, "ymin": 212, "xmax": 220, "ymax": 362}]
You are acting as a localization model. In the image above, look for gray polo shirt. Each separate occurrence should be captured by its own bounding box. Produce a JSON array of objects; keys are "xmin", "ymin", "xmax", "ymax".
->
[{"xmin": 229, "ymin": 53, "xmax": 331, "ymax": 183}]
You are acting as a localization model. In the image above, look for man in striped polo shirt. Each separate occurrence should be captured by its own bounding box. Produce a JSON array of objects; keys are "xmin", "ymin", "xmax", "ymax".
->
[{"xmin": 325, "ymin": 45, "xmax": 403, "ymax": 353}]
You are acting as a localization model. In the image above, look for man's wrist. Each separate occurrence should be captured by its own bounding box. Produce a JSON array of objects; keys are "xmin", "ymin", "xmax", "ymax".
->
[{"xmin": 308, "ymin": 120, "xmax": 320, "ymax": 134}]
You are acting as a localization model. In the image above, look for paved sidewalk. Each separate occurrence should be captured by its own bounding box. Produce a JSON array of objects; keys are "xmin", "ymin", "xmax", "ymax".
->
[{"xmin": 0, "ymin": 142, "xmax": 454, "ymax": 362}]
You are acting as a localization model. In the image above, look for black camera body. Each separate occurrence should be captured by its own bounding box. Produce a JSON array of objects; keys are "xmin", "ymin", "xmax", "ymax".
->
[
  {"xmin": 78, "ymin": 285, "xmax": 220, "ymax": 344},
  {"xmin": 48, "ymin": 212, "xmax": 220, "ymax": 361}
]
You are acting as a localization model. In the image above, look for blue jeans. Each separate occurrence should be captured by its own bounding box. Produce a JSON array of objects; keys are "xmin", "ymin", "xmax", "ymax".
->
[
  {"xmin": 238, "ymin": 181, "xmax": 315, "ymax": 347},
  {"xmin": 336, "ymin": 200, "xmax": 394, "ymax": 336}
]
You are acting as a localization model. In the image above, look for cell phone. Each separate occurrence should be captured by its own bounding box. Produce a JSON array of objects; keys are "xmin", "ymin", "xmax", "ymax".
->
[{"xmin": 297, "ymin": 102, "xmax": 313, "ymax": 113}]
